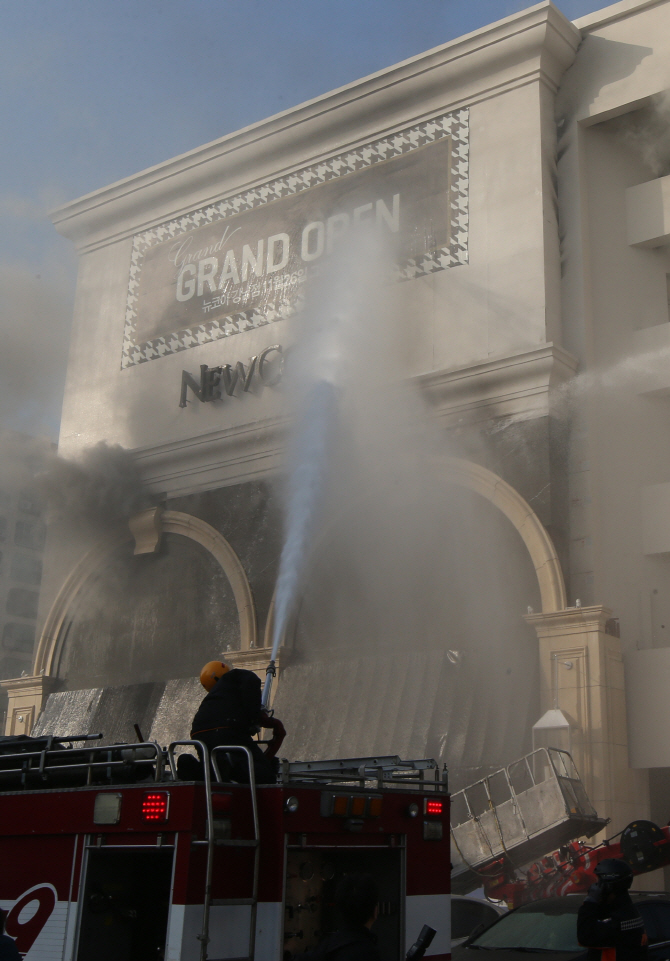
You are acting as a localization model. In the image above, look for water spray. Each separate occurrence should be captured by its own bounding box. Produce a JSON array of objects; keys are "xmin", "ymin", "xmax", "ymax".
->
[{"xmin": 261, "ymin": 377, "xmax": 340, "ymax": 708}]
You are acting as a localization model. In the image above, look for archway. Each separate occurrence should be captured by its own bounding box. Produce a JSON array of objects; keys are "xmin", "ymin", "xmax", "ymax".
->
[
  {"xmin": 33, "ymin": 510, "xmax": 257, "ymax": 678},
  {"xmin": 263, "ymin": 456, "xmax": 567, "ymax": 647}
]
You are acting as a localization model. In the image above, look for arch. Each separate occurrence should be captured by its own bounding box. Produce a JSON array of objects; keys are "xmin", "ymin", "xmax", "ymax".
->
[
  {"xmin": 264, "ymin": 456, "xmax": 567, "ymax": 649},
  {"xmin": 439, "ymin": 457, "xmax": 567, "ymax": 614},
  {"xmin": 33, "ymin": 510, "xmax": 257, "ymax": 677}
]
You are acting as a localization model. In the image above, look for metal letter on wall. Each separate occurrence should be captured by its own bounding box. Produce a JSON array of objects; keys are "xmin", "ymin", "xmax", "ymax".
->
[{"xmin": 121, "ymin": 110, "xmax": 469, "ymax": 369}]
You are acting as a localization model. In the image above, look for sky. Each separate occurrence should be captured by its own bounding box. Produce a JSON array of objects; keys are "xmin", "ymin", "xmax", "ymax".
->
[{"xmin": 0, "ymin": 0, "xmax": 610, "ymax": 438}]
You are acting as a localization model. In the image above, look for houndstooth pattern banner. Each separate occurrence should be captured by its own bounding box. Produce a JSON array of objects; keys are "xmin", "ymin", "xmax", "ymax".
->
[{"xmin": 121, "ymin": 108, "xmax": 469, "ymax": 369}]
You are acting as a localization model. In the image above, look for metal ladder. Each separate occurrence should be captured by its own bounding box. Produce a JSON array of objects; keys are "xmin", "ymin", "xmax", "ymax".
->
[{"xmin": 168, "ymin": 741, "xmax": 260, "ymax": 961}]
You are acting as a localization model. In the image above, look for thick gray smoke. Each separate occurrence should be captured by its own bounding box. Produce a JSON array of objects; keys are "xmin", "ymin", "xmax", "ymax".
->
[
  {"xmin": 271, "ymin": 231, "xmax": 541, "ymax": 780},
  {"xmin": 36, "ymin": 441, "xmax": 154, "ymax": 528}
]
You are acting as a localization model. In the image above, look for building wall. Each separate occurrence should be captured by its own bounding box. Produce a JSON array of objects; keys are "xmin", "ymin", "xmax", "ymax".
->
[{"xmin": 0, "ymin": 431, "xmax": 52, "ymax": 728}]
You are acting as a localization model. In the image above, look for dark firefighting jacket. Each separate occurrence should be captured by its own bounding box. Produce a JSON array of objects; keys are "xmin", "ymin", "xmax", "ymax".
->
[
  {"xmin": 191, "ymin": 668, "xmax": 262, "ymax": 737},
  {"xmin": 577, "ymin": 893, "xmax": 648, "ymax": 961}
]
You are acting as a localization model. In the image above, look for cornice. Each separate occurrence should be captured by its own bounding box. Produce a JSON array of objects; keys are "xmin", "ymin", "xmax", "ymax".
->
[
  {"xmin": 131, "ymin": 344, "xmax": 578, "ymax": 497},
  {"xmin": 0, "ymin": 674, "xmax": 59, "ymax": 694},
  {"xmin": 419, "ymin": 342, "xmax": 578, "ymax": 424},
  {"xmin": 51, "ymin": 3, "xmax": 579, "ymax": 253},
  {"xmin": 525, "ymin": 605, "xmax": 614, "ymax": 634}
]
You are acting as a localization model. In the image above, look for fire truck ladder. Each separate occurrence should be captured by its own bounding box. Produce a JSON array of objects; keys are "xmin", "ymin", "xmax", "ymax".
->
[
  {"xmin": 168, "ymin": 741, "xmax": 260, "ymax": 961},
  {"xmin": 282, "ymin": 755, "xmax": 448, "ymax": 792}
]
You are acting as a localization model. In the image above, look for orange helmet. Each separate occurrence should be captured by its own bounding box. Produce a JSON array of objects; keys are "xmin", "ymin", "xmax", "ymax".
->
[{"xmin": 199, "ymin": 660, "xmax": 231, "ymax": 691}]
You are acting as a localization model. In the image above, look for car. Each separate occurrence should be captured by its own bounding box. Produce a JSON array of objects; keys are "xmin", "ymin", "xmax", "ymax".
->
[
  {"xmin": 452, "ymin": 893, "xmax": 670, "ymax": 960},
  {"xmin": 451, "ymin": 894, "xmax": 507, "ymax": 947}
]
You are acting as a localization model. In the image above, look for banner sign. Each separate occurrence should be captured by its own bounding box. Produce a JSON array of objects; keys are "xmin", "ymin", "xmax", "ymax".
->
[{"xmin": 122, "ymin": 109, "xmax": 469, "ymax": 368}]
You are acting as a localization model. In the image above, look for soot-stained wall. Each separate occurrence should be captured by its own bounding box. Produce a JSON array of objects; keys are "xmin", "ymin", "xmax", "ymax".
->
[{"xmin": 54, "ymin": 480, "xmax": 282, "ymax": 690}]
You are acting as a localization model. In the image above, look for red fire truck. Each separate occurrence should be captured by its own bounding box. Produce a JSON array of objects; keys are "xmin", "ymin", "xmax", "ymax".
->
[{"xmin": 0, "ymin": 736, "xmax": 450, "ymax": 961}]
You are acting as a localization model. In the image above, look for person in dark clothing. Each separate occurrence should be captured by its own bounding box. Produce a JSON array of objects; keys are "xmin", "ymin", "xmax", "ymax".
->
[
  {"xmin": 0, "ymin": 909, "xmax": 21, "ymax": 961},
  {"xmin": 577, "ymin": 859, "xmax": 647, "ymax": 961},
  {"xmin": 297, "ymin": 874, "xmax": 382, "ymax": 961},
  {"xmin": 181, "ymin": 661, "xmax": 286, "ymax": 785}
]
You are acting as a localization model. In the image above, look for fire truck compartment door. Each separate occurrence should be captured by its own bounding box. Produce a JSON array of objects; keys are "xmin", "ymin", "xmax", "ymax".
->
[{"xmin": 76, "ymin": 848, "xmax": 173, "ymax": 961}]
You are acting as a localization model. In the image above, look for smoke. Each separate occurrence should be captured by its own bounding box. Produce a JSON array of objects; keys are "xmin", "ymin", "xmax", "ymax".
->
[
  {"xmin": 36, "ymin": 441, "xmax": 154, "ymax": 529},
  {"xmin": 616, "ymin": 91, "xmax": 670, "ymax": 178},
  {"xmin": 272, "ymin": 230, "xmax": 541, "ymax": 777}
]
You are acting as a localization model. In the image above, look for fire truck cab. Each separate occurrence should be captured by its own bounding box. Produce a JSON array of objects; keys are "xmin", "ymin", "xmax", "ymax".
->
[{"xmin": 0, "ymin": 736, "xmax": 450, "ymax": 961}]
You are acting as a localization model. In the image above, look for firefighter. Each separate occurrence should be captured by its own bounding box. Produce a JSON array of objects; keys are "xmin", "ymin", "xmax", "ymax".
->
[
  {"xmin": 577, "ymin": 858, "xmax": 647, "ymax": 960},
  {"xmin": 297, "ymin": 874, "xmax": 381, "ymax": 961},
  {"xmin": 0, "ymin": 909, "xmax": 20, "ymax": 961},
  {"xmin": 183, "ymin": 661, "xmax": 286, "ymax": 785}
]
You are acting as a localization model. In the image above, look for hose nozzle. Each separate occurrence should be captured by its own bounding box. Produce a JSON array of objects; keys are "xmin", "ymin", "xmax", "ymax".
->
[{"xmin": 261, "ymin": 659, "xmax": 276, "ymax": 709}]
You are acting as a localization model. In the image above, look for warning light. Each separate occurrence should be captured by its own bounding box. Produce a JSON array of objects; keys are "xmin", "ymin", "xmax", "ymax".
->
[
  {"xmin": 333, "ymin": 796, "xmax": 350, "ymax": 816},
  {"xmin": 351, "ymin": 796, "xmax": 366, "ymax": 817},
  {"xmin": 142, "ymin": 791, "xmax": 170, "ymax": 822},
  {"xmin": 424, "ymin": 799, "xmax": 444, "ymax": 816},
  {"xmin": 368, "ymin": 797, "xmax": 383, "ymax": 817}
]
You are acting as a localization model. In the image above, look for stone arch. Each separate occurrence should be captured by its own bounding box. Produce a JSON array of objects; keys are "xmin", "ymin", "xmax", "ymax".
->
[
  {"xmin": 440, "ymin": 457, "xmax": 567, "ymax": 613},
  {"xmin": 264, "ymin": 456, "xmax": 567, "ymax": 649},
  {"xmin": 33, "ymin": 510, "xmax": 257, "ymax": 677}
]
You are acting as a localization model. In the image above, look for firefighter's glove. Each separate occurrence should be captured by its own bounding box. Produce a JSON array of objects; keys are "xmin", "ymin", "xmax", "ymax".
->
[
  {"xmin": 260, "ymin": 713, "xmax": 286, "ymax": 758},
  {"xmin": 586, "ymin": 882, "xmax": 606, "ymax": 904}
]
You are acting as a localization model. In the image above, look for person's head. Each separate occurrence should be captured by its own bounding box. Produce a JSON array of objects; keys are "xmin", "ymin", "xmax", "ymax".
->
[
  {"xmin": 199, "ymin": 660, "xmax": 231, "ymax": 692},
  {"xmin": 335, "ymin": 874, "xmax": 378, "ymax": 928},
  {"xmin": 594, "ymin": 858, "xmax": 634, "ymax": 901}
]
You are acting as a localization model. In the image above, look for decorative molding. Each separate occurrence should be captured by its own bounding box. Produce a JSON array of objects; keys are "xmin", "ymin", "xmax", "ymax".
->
[
  {"xmin": 525, "ymin": 604, "xmax": 613, "ymax": 635},
  {"xmin": 419, "ymin": 342, "xmax": 578, "ymax": 425},
  {"xmin": 121, "ymin": 110, "xmax": 469, "ymax": 369},
  {"xmin": 50, "ymin": 4, "xmax": 578, "ymax": 252},
  {"xmin": 128, "ymin": 505, "xmax": 163, "ymax": 554},
  {"xmin": 129, "ymin": 345, "xmax": 578, "ymax": 498}
]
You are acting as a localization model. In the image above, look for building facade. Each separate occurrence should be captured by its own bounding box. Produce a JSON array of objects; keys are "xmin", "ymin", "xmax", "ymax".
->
[
  {"xmin": 0, "ymin": 431, "xmax": 51, "ymax": 730},
  {"xmin": 5, "ymin": 0, "xmax": 670, "ymax": 859}
]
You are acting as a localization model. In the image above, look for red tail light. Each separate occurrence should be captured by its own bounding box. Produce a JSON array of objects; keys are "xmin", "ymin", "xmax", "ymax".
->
[
  {"xmin": 424, "ymin": 799, "xmax": 444, "ymax": 816},
  {"xmin": 142, "ymin": 791, "xmax": 170, "ymax": 822}
]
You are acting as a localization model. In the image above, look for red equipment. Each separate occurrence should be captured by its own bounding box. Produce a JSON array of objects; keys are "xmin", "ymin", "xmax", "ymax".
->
[
  {"xmin": 482, "ymin": 820, "xmax": 670, "ymax": 909},
  {"xmin": 0, "ymin": 735, "xmax": 451, "ymax": 960}
]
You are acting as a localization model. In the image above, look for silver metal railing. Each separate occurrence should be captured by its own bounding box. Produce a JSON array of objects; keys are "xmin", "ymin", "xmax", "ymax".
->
[
  {"xmin": 0, "ymin": 735, "xmax": 164, "ymax": 787},
  {"xmin": 167, "ymin": 741, "xmax": 260, "ymax": 961}
]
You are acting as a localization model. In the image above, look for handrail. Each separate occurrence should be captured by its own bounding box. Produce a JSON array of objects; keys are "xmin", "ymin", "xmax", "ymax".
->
[
  {"xmin": 167, "ymin": 741, "xmax": 260, "ymax": 961},
  {"xmin": 0, "ymin": 740, "xmax": 163, "ymax": 786},
  {"xmin": 168, "ymin": 740, "xmax": 213, "ymax": 961},
  {"xmin": 211, "ymin": 746, "xmax": 259, "ymax": 961}
]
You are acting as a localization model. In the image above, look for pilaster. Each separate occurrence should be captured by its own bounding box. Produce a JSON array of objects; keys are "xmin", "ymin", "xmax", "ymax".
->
[
  {"xmin": 1, "ymin": 675, "xmax": 60, "ymax": 736},
  {"xmin": 525, "ymin": 605, "xmax": 648, "ymax": 835}
]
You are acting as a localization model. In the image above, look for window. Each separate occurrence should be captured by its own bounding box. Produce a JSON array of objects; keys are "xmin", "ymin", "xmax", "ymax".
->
[
  {"xmin": 2, "ymin": 622, "xmax": 35, "ymax": 653},
  {"xmin": 18, "ymin": 489, "xmax": 41, "ymax": 516},
  {"xmin": 14, "ymin": 519, "xmax": 46, "ymax": 551},
  {"xmin": 10, "ymin": 553, "xmax": 42, "ymax": 586},
  {"xmin": 6, "ymin": 587, "xmax": 39, "ymax": 619}
]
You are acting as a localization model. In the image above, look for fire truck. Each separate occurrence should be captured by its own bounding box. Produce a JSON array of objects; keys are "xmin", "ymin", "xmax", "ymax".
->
[{"xmin": 0, "ymin": 735, "xmax": 450, "ymax": 961}]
